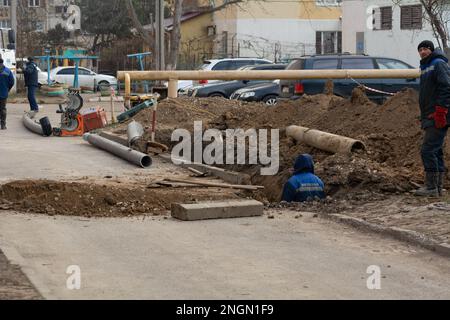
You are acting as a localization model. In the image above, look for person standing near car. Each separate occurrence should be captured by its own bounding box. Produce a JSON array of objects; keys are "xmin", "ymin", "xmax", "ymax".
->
[
  {"xmin": 24, "ymin": 57, "xmax": 40, "ymax": 113},
  {"xmin": 0, "ymin": 58, "xmax": 15, "ymax": 130},
  {"xmin": 415, "ymin": 41, "xmax": 450, "ymax": 197}
]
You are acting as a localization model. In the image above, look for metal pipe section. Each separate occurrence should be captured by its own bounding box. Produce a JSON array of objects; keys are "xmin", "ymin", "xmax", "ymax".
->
[
  {"xmin": 286, "ymin": 125, "xmax": 366, "ymax": 154},
  {"xmin": 118, "ymin": 69, "xmax": 420, "ymax": 81},
  {"xmin": 83, "ymin": 133, "xmax": 152, "ymax": 168},
  {"xmin": 22, "ymin": 113, "xmax": 44, "ymax": 136},
  {"xmin": 125, "ymin": 73, "xmax": 131, "ymax": 109},
  {"xmin": 127, "ymin": 120, "xmax": 144, "ymax": 146}
]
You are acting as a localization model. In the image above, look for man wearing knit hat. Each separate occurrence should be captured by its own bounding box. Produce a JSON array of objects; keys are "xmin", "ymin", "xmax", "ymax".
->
[{"xmin": 415, "ymin": 40, "xmax": 450, "ymax": 197}]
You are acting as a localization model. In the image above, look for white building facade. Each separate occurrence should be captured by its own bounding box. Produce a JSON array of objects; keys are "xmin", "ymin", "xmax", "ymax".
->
[
  {"xmin": 342, "ymin": 0, "xmax": 449, "ymax": 67},
  {"xmin": 211, "ymin": 1, "xmax": 343, "ymax": 62}
]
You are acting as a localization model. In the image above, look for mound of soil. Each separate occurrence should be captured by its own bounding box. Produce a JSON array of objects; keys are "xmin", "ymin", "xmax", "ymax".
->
[{"xmin": 0, "ymin": 180, "xmax": 240, "ymax": 217}]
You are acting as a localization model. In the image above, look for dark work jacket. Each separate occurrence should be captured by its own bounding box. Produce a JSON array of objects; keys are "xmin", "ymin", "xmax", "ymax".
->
[
  {"xmin": 24, "ymin": 62, "xmax": 39, "ymax": 87},
  {"xmin": 419, "ymin": 50, "xmax": 450, "ymax": 129}
]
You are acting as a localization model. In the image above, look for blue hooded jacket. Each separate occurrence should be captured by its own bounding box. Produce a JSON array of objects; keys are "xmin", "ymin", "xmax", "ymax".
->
[
  {"xmin": 0, "ymin": 64, "xmax": 15, "ymax": 100},
  {"xmin": 419, "ymin": 49, "xmax": 450, "ymax": 129},
  {"xmin": 282, "ymin": 154, "xmax": 326, "ymax": 203}
]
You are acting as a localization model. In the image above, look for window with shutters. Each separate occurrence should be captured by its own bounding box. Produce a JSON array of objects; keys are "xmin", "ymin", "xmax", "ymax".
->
[
  {"xmin": 373, "ymin": 6, "xmax": 392, "ymax": 30},
  {"xmin": 381, "ymin": 7, "xmax": 392, "ymax": 30},
  {"xmin": 401, "ymin": 5, "xmax": 422, "ymax": 29}
]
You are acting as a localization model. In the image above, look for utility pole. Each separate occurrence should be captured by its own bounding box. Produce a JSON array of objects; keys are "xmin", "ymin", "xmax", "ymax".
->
[
  {"xmin": 11, "ymin": 0, "xmax": 17, "ymax": 48},
  {"xmin": 154, "ymin": 0, "xmax": 165, "ymax": 71}
]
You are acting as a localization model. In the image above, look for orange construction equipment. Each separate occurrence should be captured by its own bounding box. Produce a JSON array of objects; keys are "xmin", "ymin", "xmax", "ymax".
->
[{"xmin": 53, "ymin": 92, "xmax": 85, "ymax": 137}]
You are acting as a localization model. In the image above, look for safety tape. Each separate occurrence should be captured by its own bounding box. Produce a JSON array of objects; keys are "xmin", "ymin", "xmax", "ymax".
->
[{"xmin": 347, "ymin": 75, "xmax": 396, "ymax": 96}]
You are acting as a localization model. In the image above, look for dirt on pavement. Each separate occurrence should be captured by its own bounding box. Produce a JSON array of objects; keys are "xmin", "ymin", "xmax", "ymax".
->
[
  {"xmin": 110, "ymin": 88, "xmax": 428, "ymax": 202},
  {"xmin": 0, "ymin": 249, "xmax": 41, "ymax": 300},
  {"xmin": 0, "ymin": 179, "xmax": 243, "ymax": 218}
]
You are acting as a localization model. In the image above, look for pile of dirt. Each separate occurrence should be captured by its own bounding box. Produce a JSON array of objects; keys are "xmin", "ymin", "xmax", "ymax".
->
[
  {"xmin": 0, "ymin": 180, "xmax": 241, "ymax": 217},
  {"xmin": 105, "ymin": 88, "xmax": 441, "ymax": 202},
  {"xmin": 112, "ymin": 97, "xmax": 248, "ymax": 147}
]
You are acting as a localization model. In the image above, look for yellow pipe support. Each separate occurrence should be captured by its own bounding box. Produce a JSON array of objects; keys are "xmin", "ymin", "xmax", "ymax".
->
[
  {"xmin": 124, "ymin": 73, "xmax": 131, "ymax": 109},
  {"xmin": 168, "ymin": 79, "xmax": 178, "ymax": 98},
  {"xmin": 117, "ymin": 69, "xmax": 421, "ymax": 82}
]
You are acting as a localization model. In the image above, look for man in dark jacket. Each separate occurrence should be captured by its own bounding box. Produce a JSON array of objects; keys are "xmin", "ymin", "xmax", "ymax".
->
[
  {"xmin": 0, "ymin": 58, "xmax": 16, "ymax": 130},
  {"xmin": 282, "ymin": 154, "xmax": 326, "ymax": 202},
  {"xmin": 415, "ymin": 40, "xmax": 450, "ymax": 197},
  {"xmin": 24, "ymin": 57, "xmax": 39, "ymax": 112}
]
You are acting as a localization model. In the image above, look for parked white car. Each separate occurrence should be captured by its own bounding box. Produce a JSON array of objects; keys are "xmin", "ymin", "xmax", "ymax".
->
[
  {"xmin": 37, "ymin": 66, "xmax": 49, "ymax": 86},
  {"xmin": 49, "ymin": 66, "xmax": 118, "ymax": 89},
  {"xmin": 177, "ymin": 58, "xmax": 273, "ymax": 94}
]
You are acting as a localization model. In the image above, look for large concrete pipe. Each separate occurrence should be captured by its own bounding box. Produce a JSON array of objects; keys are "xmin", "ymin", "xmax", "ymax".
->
[
  {"xmin": 23, "ymin": 113, "xmax": 44, "ymax": 136},
  {"xmin": 286, "ymin": 126, "xmax": 366, "ymax": 154},
  {"xmin": 127, "ymin": 120, "xmax": 144, "ymax": 146},
  {"xmin": 83, "ymin": 133, "xmax": 152, "ymax": 168}
]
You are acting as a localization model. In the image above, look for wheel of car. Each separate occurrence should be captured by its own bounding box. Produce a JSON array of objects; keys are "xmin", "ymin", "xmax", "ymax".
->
[
  {"xmin": 97, "ymin": 81, "xmax": 111, "ymax": 91},
  {"xmin": 263, "ymin": 95, "xmax": 278, "ymax": 106},
  {"xmin": 209, "ymin": 93, "xmax": 226, "ymax": 98}
]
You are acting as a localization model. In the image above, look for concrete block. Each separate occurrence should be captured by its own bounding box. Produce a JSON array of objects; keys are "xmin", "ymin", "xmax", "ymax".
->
[{"xmin": 171, "ymin": 200, "xmax": 264, "ymax": 221}]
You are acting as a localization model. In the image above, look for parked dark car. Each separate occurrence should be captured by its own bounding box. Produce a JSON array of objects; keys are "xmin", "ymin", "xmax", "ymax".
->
[
  {"xmin": 231, "ymin": 80, "xmax": 281, "ymax": 106},
  {"xmin": 279, "ymin": 54, "xmax": 420, "ymax": 103},
  {"xmin": 189, "ymin": 64, "xmax": 287, "ymax": 98}
]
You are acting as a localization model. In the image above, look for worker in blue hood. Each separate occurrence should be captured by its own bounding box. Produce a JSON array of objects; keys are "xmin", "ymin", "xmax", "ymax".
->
[
  {"xmin": 282, "ymin": 154, "xmax": 326, "ymax": 202},
  {"xmin": 415, "ymin": 40, "xmax": 450, "ymax": 197}
]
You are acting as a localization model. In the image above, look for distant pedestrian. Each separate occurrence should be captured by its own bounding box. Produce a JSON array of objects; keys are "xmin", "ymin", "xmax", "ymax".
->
[
  {"xmin": 24, "ymin": 57, "xmax": 39, "ymax": 112},
  {"xmin": 0, "ymin": 58, "xmax": 16, "ymax": 130}
]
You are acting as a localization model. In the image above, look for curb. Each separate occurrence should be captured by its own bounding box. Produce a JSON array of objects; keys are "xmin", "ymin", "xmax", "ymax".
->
[{"xmin": 320, "ymin": 213, "xmax": 450, "ymax": 258}]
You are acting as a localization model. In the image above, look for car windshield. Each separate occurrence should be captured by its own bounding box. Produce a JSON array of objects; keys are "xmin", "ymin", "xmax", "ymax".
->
[
  {"xmin": 198, "ymin": 62, "xmax": 211, "ymax": 70},
  {"xmin": 286, "ymin": 59, "xmax": 304, "ymax": 70}
]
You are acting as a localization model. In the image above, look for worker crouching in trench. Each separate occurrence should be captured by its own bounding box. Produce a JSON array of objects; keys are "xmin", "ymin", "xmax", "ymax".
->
[{"xmin": 282, "ymin": 154, "xmax": 326, "ymax": 203}]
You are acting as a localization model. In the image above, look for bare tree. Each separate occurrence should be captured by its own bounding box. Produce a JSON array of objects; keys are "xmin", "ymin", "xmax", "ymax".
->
[
  {"xmin": 419, "ymin": 0, "xmax": 450, "ymax": 52},
  {"xmin": 166, "ymin": 0, "xmax": 183, "ymax": 70},
  {"xmin": 393, "ymin": 0, "xmax": 450, "ymax": 52},
  {"xmin": 125, "ymin": 0, "xmax": 248, "ymax": 70}
]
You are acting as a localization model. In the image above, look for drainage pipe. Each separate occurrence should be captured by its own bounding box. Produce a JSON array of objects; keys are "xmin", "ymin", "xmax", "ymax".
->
[
  {"xmin": 22, "ymin": 112, "xmax": 44, "ymax": 136},
  {"xmin": 83, "ymin": 133, "xmax": 152, "ymax": 168},
  {"xmin": 286, "ymin": 125, "xmax": 366, "ymax": 154},
  {"xmin": 127, "ymin": 120, "xmax": 144, "ymax": 146}
]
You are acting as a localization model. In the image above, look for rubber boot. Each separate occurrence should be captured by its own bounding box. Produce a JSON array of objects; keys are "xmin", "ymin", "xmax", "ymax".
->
[
  {"xmin": 438, "ymin": 172, "xmax": 446, "ymax": 197},
  {"xmin": 415, "ymin": 172, "xmax": 439, "ymax": 197},
  {"xmin": 0, "ymin": 107, "xmax": 6, "ymax": 130}
]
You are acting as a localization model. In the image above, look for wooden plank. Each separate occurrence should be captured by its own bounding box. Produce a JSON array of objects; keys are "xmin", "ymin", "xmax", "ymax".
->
[{"xmin": 164, "ymin": 178, "xmax": 263, "ymax": 191}]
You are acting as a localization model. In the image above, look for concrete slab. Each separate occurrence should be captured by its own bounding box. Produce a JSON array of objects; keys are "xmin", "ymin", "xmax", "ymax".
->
[{"xmin": 172, "ymin": 200, "xmax": 264, "ymax": 221}]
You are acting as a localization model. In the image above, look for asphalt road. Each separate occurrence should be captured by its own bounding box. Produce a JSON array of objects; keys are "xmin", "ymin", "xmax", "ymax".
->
[
  {"xmin": 0, "ymin": 101, "xmax": 449, "ymax": 300},
  {"xmin": 0, "ymin": 211, "xmax": 449, "ymax": 300}
]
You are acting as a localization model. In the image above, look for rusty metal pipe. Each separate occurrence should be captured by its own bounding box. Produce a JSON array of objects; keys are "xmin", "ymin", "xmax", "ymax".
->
[{"xmin": 286, "ymin": 125, "xmax": 366, "ymax": 154}]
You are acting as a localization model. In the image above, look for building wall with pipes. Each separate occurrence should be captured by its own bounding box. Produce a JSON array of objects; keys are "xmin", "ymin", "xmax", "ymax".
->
[
  {"xmin": 212, "ymin": 0, "xmax": 342, "ymax": 62},
  {"xmin": 178, "ymin": 12, "xmax": 215, "ymax": 69},
  {"xmin": 342, "ymin": 0, "xmax": 448, "ymax": 67}
]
